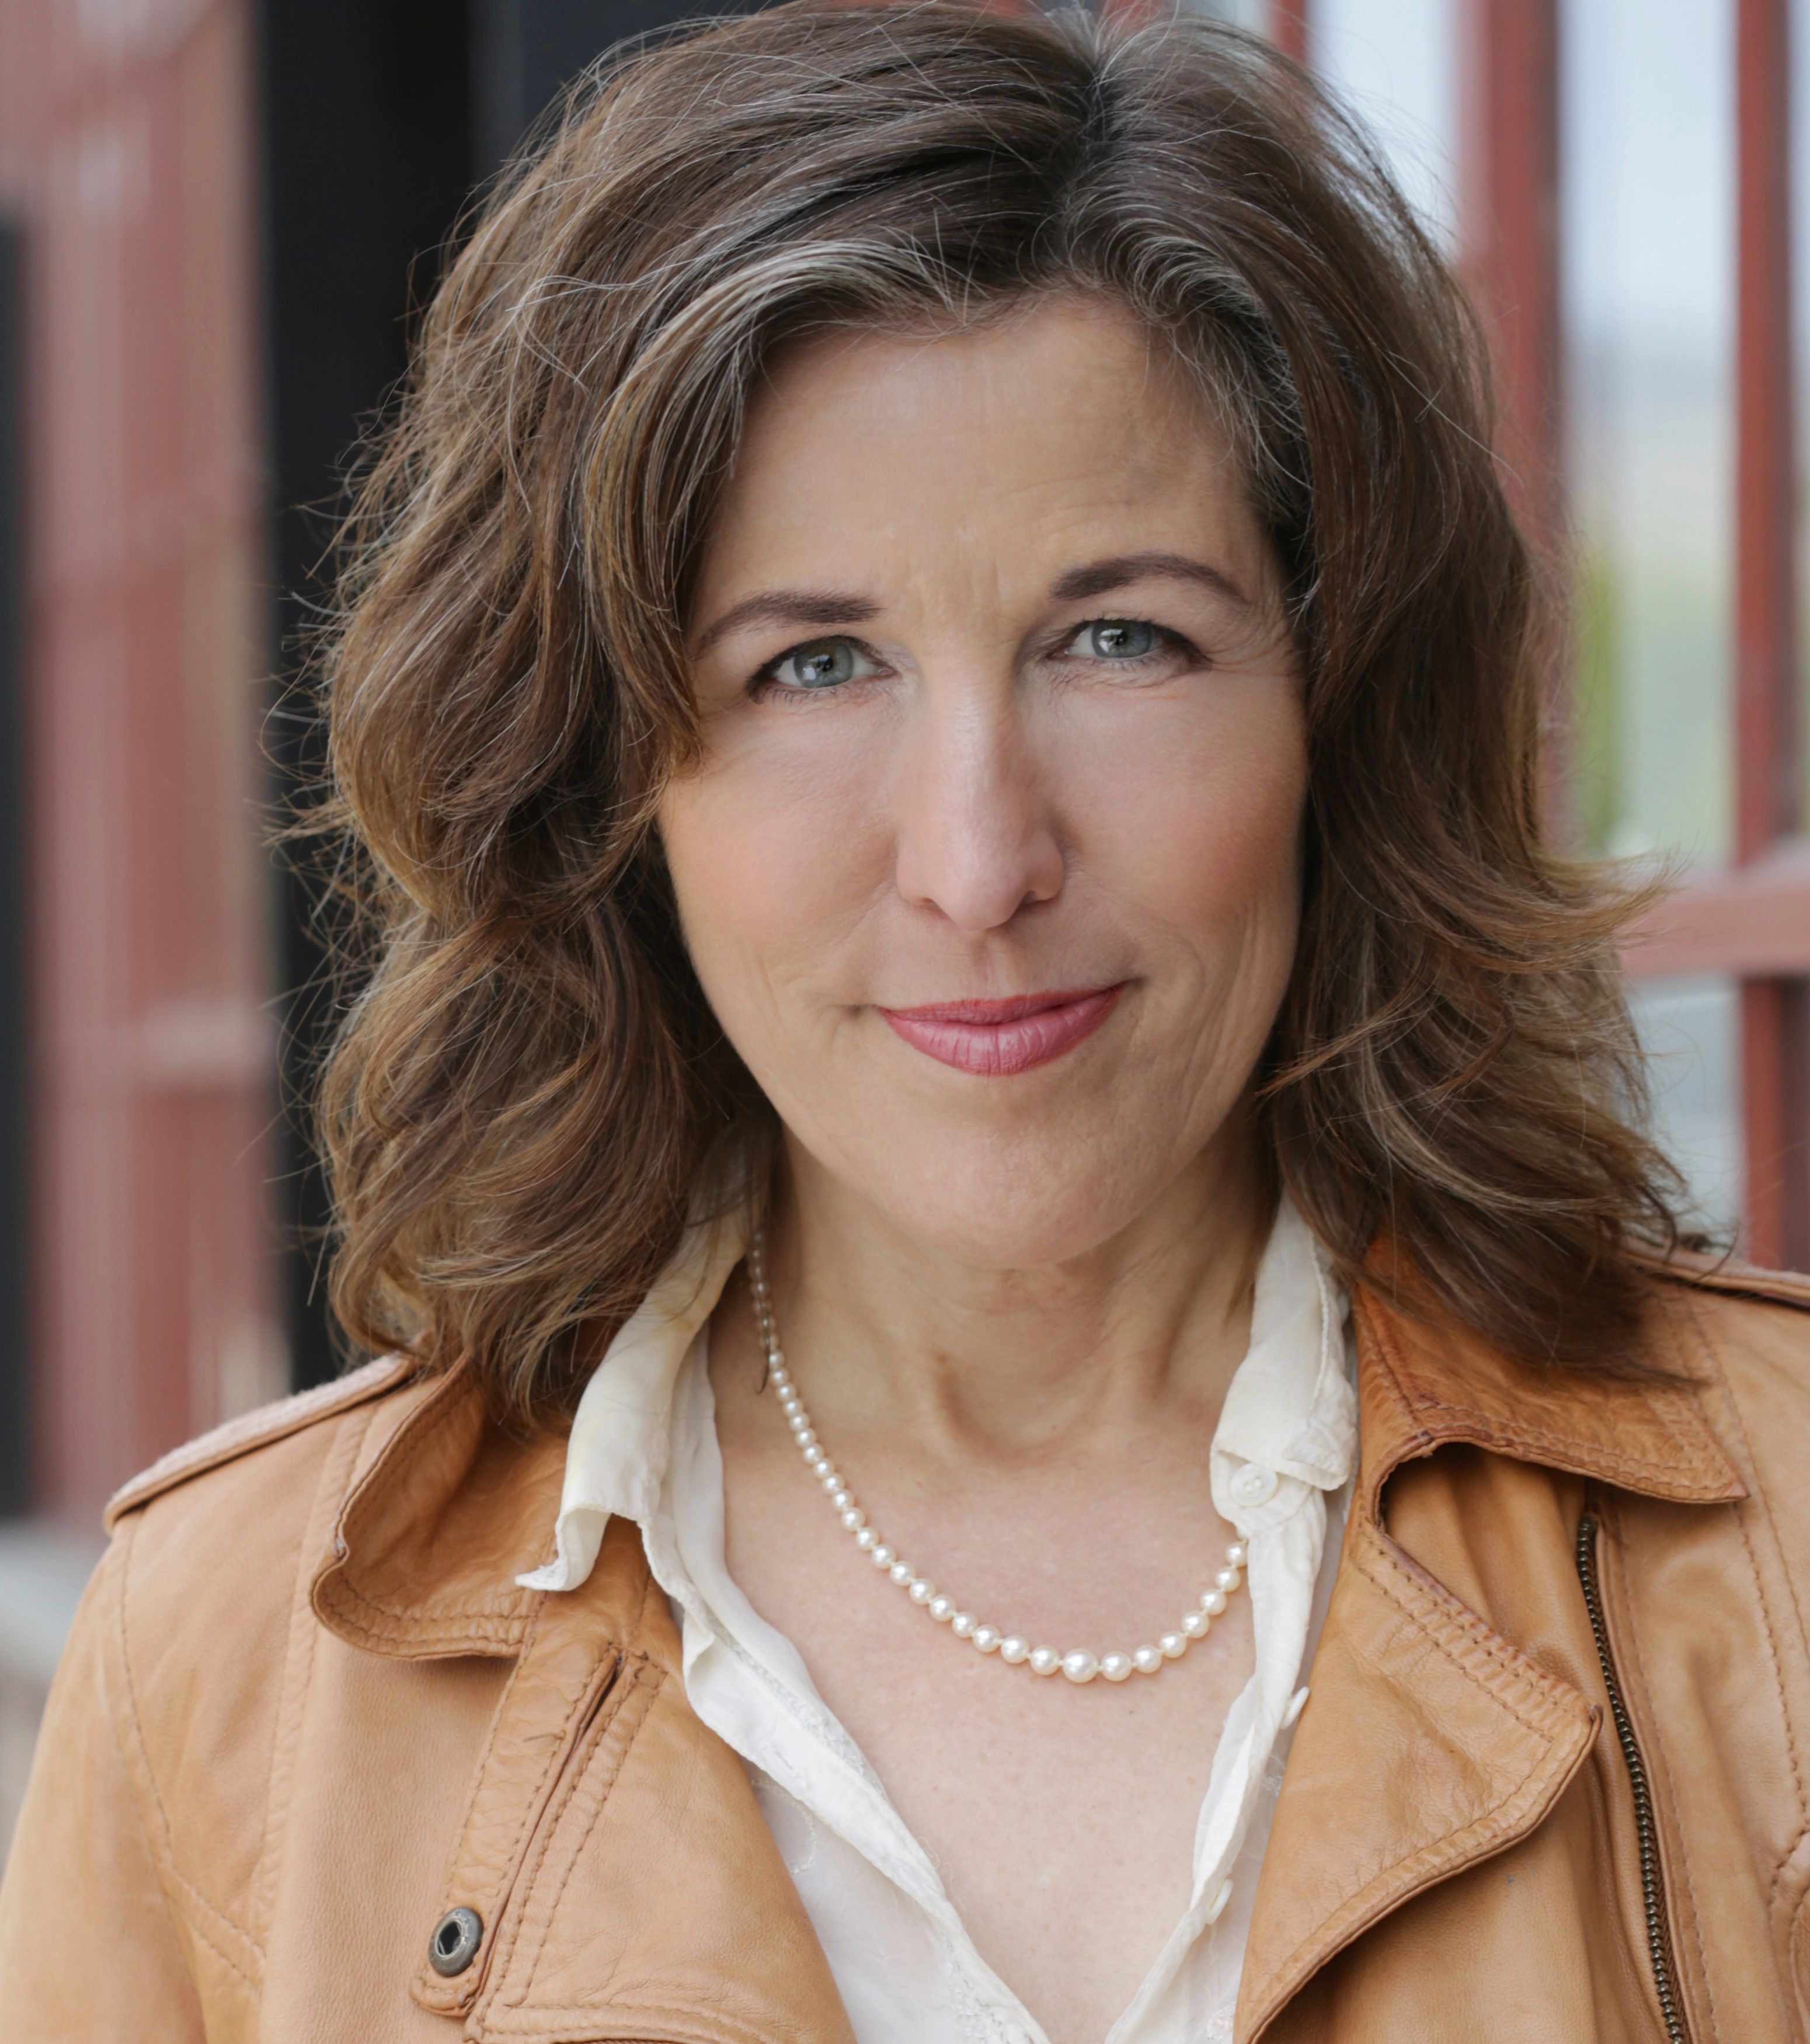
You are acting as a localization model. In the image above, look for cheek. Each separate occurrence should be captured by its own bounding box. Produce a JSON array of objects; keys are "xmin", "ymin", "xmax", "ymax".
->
[
  {"xmin": 657, "ymin": 739, "xmax": 887, "ymax": 1016},
  {"xmin": 1066, "ymin": 683, "xmax": 1307, "ymax": 956}
]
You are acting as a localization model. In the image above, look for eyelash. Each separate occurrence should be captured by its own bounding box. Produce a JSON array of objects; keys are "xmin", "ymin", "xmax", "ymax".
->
[{"xmin": 750, "ymin": 618, "xmax": 1198, "ymax": 702}]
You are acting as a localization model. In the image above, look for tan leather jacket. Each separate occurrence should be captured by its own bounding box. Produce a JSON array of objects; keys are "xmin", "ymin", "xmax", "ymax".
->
[{"xmin": 4, "ymin": 1256, "xmax": 1810, "ymax": 2042}]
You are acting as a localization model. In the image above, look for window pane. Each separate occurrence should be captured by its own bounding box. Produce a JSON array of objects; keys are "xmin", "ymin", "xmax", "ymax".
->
[
  {"xmin": 1626, "ymin": 976, "xmax": 1743, "ymax": 1232},
  {"xmin": 1311, "ymin": 0, "xmax": 1459, "ymax": 250},
  {"xmin": 1564, "ymin": 0, "xmax": 1735, "ymax": 862}
]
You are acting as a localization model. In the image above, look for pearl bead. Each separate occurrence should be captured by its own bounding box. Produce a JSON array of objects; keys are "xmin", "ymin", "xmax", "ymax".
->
[{"xmin": 749, "ymin": 1224, "xmax": 1252, "ymax": 1695}]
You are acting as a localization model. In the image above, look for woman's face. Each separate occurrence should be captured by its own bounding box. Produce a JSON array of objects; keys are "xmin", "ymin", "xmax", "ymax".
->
[{"xmin": 660, "ymin": 295, "xmax": 1307, "ymax": 1266}]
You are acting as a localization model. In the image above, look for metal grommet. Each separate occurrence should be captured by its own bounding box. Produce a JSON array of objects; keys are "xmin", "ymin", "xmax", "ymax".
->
[{"xmin": 428, "ymin": 1906, "xmax": 483, "ymax": 1977}]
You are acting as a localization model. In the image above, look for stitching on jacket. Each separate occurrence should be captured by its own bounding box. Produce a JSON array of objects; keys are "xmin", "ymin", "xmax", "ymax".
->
[
  {"xmin": 1684, "ymin": 1300, "xmax": 1810, "ymax": 1855},
  {"xmin": 102, "ymin": 1351, "xmax": 413, "ymax": 1528},
  {"xmin": 253, "ymin": 1402, "xmax": 373, "ymax": 1941},
  {"xmin": 167, "ymin": 1889, "xmax": 262, "ymax": 1998},
  {"xmin": 327, "ymin": 1381, "xmax": 539, "ymax": 1627},
  {"xmin": 1361, "ymin": 1303, "xmax": 1728, "ymax": 1495},
  {"xmin": 472, "ymin": 1654, "xmax": 659, "ymax": 2011},
  {"xmin": 95, "ymin": 1530, "xmax": 206, "ymax": 1993},
  {"xmin": 423, "ymin": 1609, "xmax": 621, "ymax": 2014},
  {"xmin": 488, "ymin": 1656, "xmax": 666, "ymax": 2017},
  {"xmin": 1247, "ymin": 1506, "xmax": 1597, "ymax": 2025},
  {"xmin": 1250, "ymin": 1705, "xmax": 1591, "ymax": 2034},
  {"xmin": 110, "ymin": 1519, "xmax": 266, "ymax": 1991},
  {"xmin": 312, "ymin": 1595, "xmax": 531, "ymax": 1646},
  {"xmin": 413, "ymin": 1597, "xmax": 550, "ymax": 2012},
  {"xmin": 1604, "ymin": 1493, "xmax": 1725, "ymax": 2041},
  {"xmin": 1352, "ymin": 1528, "xmax": 1584, "ymax": 1742},
  {"xmin": 482, "ymin": 2001, "xmax": 805, "ymax": 2044}
]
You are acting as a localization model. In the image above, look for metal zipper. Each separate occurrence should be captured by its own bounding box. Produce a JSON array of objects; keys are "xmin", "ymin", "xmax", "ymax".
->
[{"xmin": 1575, "ymin": 1513, "xmax": 1690, "ymax": 2044}]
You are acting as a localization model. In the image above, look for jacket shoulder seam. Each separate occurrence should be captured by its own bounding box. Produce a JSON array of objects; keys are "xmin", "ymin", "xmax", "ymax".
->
[
  {"xmin": 103, "ymin": 1352, "xmax": 420, "ymax": 1531},
  {"xmin": 106, "ymin": 1516, "xmax": 266, "ymax": 1993},
  {"xmin": 1649, "ymin": 1252, "xmax": 1810, "ymax": 1312}
]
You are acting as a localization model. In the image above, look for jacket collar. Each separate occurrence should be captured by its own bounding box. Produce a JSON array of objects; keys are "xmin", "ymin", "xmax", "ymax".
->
[
  {"xmin": 1353, "ymin": 1250, "xmax": 1746, "ymax": 1512},
  {"xmin": 304, "ymin": 1259, "xmax": 1748, "ymax": 2043},
  {"xmin": 309, "ymin": 1253, "xmax": 1744, "ymax": 1659},
  {"xmin": 1230, "ymin": 1268, "xmax": 1745, "ymax": 2040}
]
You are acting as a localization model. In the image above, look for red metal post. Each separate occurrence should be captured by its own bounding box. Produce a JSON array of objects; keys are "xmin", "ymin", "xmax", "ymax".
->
[
  {"xmin": 1459, "ymin": 0, "xmax": 1564, "ymax": 833},
  {"xmin": 1735, "ymin": 0, "xmax": 1806, "ymax": 1268},
  {"xmin": 0, "ymin": 1, "xmax": 280, "ymax": 1520},
  {"xmin": 1268, "ymin": 0, "xmax": 1310, "ymax": 65}
]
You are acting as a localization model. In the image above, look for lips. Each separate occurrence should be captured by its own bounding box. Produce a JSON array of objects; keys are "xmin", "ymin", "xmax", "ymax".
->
[{"xmin": 878, "ymin": 986, "xmax": 1122, "ymax": 1077}]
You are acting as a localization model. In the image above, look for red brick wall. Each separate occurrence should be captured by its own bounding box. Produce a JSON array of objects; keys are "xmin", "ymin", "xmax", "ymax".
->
[{"xmin": 0, "ymin": 0, "xmax": 279, "ymax": 1524}]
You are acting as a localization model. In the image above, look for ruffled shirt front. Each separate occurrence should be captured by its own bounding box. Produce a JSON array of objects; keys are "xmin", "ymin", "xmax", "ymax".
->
[{"xmin": 522, "ymin": 1196, "xmax": 1356, "ymax": 2044}]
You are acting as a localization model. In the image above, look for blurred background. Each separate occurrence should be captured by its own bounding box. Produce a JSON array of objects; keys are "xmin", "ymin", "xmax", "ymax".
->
[{"xmin": 0, "ymin": 0, "xmax": 1799, "ymax": 1844}]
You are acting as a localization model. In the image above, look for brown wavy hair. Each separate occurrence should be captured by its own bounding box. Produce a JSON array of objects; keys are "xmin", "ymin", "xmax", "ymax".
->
[{"xmin": 312, "ymin": 0, "xmax": 1687, "ymax": 1423}]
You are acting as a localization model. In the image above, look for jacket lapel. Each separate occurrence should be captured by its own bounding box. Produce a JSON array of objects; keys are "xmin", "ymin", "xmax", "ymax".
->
[
  {"xmin": 309, "ymin": 1364, "xmax": 854, "ymax": 2042},
  {"xmin": 1235, "ymin": 1276, "xmax": 1745, "ymax": 2040}
]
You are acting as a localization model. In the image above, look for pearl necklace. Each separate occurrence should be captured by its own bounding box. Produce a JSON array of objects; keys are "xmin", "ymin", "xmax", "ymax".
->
[{"xmin": 747, "ymin": 1231, "xmax": 1247, "ymax": 1686}]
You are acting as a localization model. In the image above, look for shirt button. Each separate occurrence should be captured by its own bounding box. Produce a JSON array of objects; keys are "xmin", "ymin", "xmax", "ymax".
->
[{"xmin": 1230, "ymin": 1461, "xmax": 1278, "ymax": 1506}]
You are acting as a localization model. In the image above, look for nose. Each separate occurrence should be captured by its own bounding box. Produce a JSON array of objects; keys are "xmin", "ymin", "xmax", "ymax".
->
[{"xmin": 891, "ymin": 688, "xmax": 1065, "ymax": 934}]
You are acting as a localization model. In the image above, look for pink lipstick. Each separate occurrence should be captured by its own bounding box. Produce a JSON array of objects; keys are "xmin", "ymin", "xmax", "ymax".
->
[{"xmin": 878, "ymin": 987, "xmax": 1122, "ymax": 1077}]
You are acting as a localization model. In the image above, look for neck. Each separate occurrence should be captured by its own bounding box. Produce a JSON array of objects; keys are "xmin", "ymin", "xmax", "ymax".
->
[{"xmin": 761, "ymin": 1115, "xmax": 1272, "ymax": 1463}]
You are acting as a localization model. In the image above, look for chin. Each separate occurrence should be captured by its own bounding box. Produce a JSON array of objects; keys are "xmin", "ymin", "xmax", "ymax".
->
[{"xmin": 847, "ymin": 1130, "xmax": 1186, "ymax": 1271}]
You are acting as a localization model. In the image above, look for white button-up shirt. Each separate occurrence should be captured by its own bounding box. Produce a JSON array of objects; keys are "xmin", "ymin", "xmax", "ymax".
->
[{"xmin": 523, "ymin": 1196, "xmax": 1356, "ymax": 2043}]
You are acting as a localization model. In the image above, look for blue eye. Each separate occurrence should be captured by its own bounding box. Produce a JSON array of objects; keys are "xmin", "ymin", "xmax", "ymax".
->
[
  {"xmin": 1084, "ymin": 619, "xmax": 1158, "ymax": 659},
  {"xmin": 775, "ymin": 639, "xmax": 859, "ymax": 690}
]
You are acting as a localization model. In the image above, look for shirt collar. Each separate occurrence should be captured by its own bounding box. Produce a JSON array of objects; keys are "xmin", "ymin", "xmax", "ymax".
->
[{"xmin": 522, "ymin": 1191, "xmax": 1350, "ymax": 1596}]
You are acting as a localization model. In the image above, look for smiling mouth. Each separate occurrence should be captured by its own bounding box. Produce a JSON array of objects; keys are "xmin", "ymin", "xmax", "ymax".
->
[{"xmin": 878, "ymin": 986, "xmax": 1123, "ymax": 1077}]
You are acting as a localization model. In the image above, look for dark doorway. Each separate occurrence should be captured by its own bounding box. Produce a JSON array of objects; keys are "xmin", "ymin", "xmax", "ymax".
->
[
  {"xmin": 259, "ymin": 2, "xmax": 479, "ymax": 1390},
  {"xmin": 260, "ymin": 0, "xmax": 770, "ymax": 1389}
]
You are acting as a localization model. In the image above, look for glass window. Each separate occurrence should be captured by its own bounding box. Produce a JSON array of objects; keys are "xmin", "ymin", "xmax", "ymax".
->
[
  {"xmin": 1564, "ymin": 0, "xmax": 1735, "ymax": 865},
  {"xmin": 1311, "ymin": 0, "xmax": 1459, "ymax": 250},
  {"xmin": 1627, "ymin": 976, "xmax": 1743, "ymax": 1232}
]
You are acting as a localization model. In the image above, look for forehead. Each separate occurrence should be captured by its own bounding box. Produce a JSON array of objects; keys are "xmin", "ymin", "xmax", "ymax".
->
[{"xmin": 699, "ymin": 295, "xmax": 1264, "ymax": 605}]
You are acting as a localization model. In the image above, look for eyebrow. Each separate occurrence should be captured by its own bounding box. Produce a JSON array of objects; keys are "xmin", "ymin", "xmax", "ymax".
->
[
  {"xmin": 1049, "ymin": 552, "xmax": 1253, "ymax": 610},
  {"xmin": 691, "ymin": 591, "xmax": 880, "ymax": 658},
  {"xmin": 691, "ymin": 551, "xmax": 1251, "ymax": 659}
]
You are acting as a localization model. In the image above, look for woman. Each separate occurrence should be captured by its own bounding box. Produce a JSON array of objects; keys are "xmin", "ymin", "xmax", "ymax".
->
[{"xmin": 4, "ymin": 7, "xmax": 1805, "ymax": 2040}]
